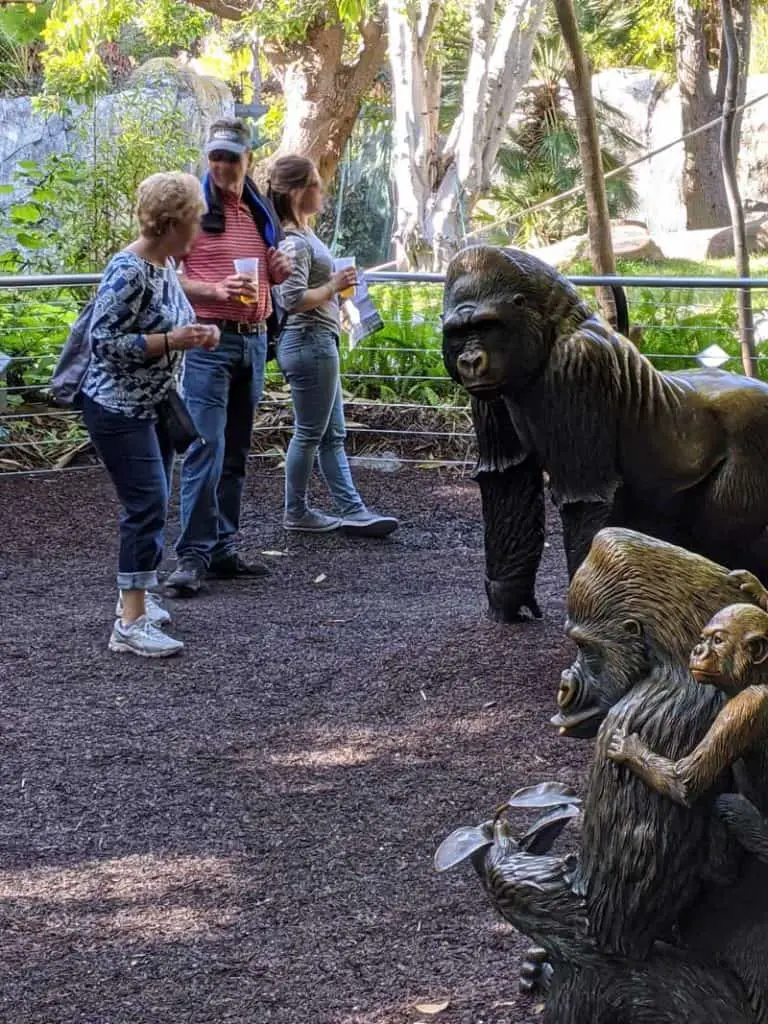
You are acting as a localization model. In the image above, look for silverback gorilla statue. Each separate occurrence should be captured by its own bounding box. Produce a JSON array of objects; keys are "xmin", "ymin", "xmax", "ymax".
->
[{"xmin": 441, "ymin": 245, "xmax": 768, "ymax": 622}]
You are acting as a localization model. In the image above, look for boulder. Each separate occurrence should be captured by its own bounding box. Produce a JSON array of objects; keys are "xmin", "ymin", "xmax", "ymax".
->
[
  {"xmin": 120, "ymin": 59, "xmax": 233, "ymax": 164},
  {"xmin": 531, "ymin": 221, "xmax": 664, "ymax": 267},
  {"xmin": 654, "ymin": 217, "xmax": 768, "ymax": 260},
  {"xmin": 0, "ymin": 59, "xmax": 234, "ymax": 195},
  {"xmin": 591, "ymin": 70, "xmax": 768, "ymax": 239}
]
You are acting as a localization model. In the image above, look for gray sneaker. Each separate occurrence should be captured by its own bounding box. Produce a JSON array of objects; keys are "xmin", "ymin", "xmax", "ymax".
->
[
  {"xmin": 283, "ymin": 509, "xmax": 341, "ymax": 533},
  {"xmin": 340, "ymin": 509, "xmax": 399, "ymax": 538},
  {"xmin": 115, "ymin": 591, "xmax": 171, "ymax": 627},
  {"xmin": 108, "ymin": 615, "xmax": 184, "ymax": 658}
]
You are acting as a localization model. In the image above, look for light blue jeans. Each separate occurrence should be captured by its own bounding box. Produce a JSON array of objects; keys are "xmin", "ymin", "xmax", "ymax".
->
[{"xmin": 277, "ymin": 324, "xmax": 365, "ymax": 518}]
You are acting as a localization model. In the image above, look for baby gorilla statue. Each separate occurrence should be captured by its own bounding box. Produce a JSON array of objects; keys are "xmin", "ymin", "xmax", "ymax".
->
[{"xmin": 608, "ymin": 601, "xmax": 768, "ymax": 858}]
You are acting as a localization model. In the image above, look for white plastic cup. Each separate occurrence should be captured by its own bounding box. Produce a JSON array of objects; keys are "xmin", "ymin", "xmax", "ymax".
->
[
  {"xmin": 334, "ymin": 256, "xmax": 356, "ymax": 300},
  {"xmin": 233, "ymin": 257, "xmax": 259, "ymax": 305}
]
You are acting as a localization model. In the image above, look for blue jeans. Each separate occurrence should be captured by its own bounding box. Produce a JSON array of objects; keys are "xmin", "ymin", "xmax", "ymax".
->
[
  {"xmin": 81, "ymin": 393, "xmax": 174, "ymax": 590},
  {"xmin": 176, "ymin": 328, "xmax": 267, "ymax": 567},
  {"xmin": 277, "ymin": 325, "xmax": 364, "ymax": 518}
]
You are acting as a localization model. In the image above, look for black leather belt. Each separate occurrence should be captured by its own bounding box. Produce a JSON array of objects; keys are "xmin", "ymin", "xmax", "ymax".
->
[{"xmin": 199, "ymin": 317, "xmax": 267, "ymax": 335}]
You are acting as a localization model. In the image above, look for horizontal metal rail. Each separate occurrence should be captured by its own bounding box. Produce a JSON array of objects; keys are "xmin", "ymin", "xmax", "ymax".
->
[
  {"xmin": 0, "ymin": 452, "xmax": 475, "ymax": 479},
  {"xmin": 2, "ymin": 270, "xmax": 768, "ymax": 477},
  {"xmin": 2, "ymin": 270, "xmax": 768, "ymax": 289}
]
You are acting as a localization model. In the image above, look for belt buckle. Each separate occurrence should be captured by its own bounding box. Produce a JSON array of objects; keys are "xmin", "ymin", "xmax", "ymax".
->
[{"xmin": 236, "ymin": 320, "xmax": 250, "ymax": 334}]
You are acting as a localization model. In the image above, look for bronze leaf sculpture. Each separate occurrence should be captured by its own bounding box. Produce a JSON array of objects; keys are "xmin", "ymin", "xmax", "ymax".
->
[
  {"xmin": 437, "ymin": 529, "xmax": 768, "ymax": 1023},
  {"xmin": 442, "ymin": 245, "xmax": 768, "ymax": 622}
]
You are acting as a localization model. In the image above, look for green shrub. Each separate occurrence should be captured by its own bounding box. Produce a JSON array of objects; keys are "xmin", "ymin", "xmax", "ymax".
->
[
  {"xmin": 0, "ymin": 92, "xmax": 196, "ymax": 394},
  {"xmin": 567, "ymin": 256, "xmax": 768, "ymax": 376}
]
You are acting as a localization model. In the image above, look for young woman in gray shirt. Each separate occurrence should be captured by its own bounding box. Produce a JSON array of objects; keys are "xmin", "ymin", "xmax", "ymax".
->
[{"xmin": 267, "ymin": 155, "xmax": 398, "ymax": 537}]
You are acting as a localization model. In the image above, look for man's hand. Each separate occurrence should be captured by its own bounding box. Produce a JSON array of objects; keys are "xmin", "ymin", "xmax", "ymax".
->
[
  {"xmin": 212, "ymin": 274, "xmax": 259, "ymax": 304},
  {"xmin": 267, "ymin": 246, "xmax": 292, "ymax": 284},
  {"xmin": 198, "ymin": 324, "xmax": 220, "ymax": 350}
]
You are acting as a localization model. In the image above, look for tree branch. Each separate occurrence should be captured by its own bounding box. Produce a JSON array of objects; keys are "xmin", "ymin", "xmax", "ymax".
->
[
  {"xmin": 349, "ymin": 15, "xmax": 388, "ymax": 96},
  {"xmin": 481, "ymin": 0, "xmax": 545, "ymax": 186},
  {"xmin": 417, "ymin": 0, "xmax": 441, "ymax": 53},
  {"xmin": 444, "ymin": 0, "xmax": 493, "ymax": 174},
  {"xmin": 186, "ymin": 0, "xmax": 250, "ymax": 19}
]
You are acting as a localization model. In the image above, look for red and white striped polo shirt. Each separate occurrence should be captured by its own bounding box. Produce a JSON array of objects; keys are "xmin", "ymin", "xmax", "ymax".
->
[{"xmin": 183, "ymin": 191, "xmax": 272, "ymax": 323}]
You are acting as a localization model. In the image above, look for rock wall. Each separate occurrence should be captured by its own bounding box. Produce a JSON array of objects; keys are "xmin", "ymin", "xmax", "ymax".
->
[
  {"xmin": 0, "ymin": 59, "xmax": 233, "ymax": 192},
  {"xmin": 592, "ymin": 68, "xmax": 768, "ymax": 233}
]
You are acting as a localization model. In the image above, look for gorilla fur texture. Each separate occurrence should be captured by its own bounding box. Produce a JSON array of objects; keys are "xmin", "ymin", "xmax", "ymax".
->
[
  {"xmin": 442, "ymin": 245, "xmax": 768, "ymax": 622},
  {"xmin": 441, "ymin": 529, "xmax": 768, "ymax": 1022}
]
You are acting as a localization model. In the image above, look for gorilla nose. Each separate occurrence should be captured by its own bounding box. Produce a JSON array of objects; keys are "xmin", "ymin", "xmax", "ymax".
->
[
  {"xmin": 558, "ymin": 670, "xmax": 580, "ymax": 710},
  {"xmin": 690, "ymin": 642, "xmax": 705, "ymax": 666},
  {"xmin": 456, "ymin": 349, "xmax": 489, "ymax": 378}
]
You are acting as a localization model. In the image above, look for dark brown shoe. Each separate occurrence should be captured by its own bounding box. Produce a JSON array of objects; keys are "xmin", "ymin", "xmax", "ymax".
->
[
  {"xmin": 165, "ymin": 558, "xmax": 206, "ymax": 596},
  {"xmin": 207, "ymin": 554, "xmax": 271, "ymax": 579}
]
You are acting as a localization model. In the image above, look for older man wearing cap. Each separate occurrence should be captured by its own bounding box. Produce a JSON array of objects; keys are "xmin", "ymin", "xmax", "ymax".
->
[{"xmin": 167, "ymin": 118, "xmax": 292, "ymax": 595}]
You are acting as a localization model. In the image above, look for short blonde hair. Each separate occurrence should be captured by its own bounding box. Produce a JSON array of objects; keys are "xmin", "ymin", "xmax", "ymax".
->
[{"xmin": 136, "ymin": 172, "xmax": 205, "ymax": 238}]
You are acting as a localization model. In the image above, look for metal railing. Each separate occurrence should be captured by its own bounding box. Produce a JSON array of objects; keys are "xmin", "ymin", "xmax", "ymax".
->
[{"xmin": 2, "ymin": 270, "xmax": 768, "ymax": 476}]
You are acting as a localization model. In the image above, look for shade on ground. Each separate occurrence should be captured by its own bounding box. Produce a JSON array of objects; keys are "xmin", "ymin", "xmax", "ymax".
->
[{"xmin": 0, "ymin": 465, "xmax": 586, "ymax": 1024}]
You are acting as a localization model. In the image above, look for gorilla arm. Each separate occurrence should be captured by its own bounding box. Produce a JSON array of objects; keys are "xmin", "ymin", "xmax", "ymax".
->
[
  {"xmin": 472, "ymin": 396, "xmax": 544, "ymax": 621},
  {"xmin": 607, "ymin": 686, "xmax": 768, "ymax": 806},
  {"xmin": 540, "ymin": 325, "xmax": 623, "ymax": 577}
]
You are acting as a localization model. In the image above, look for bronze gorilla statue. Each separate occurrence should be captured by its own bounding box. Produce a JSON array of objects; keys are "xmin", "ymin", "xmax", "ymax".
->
[
  {"xmin": 437, "ymin": 529, "xmax": 768, "ymax": 1023},
  {"xmin": 442, "ymin": 245, "xmax": 768, "ymax": 622}
]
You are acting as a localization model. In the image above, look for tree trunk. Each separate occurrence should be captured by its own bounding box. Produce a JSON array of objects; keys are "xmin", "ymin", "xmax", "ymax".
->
[
  {"xmin": 720, "ymin": 0, "xmax": 755, "ymax": 375},
  {"xmin": 553, "ymin": 0, "xmax": 617, "ymax": 324},
  {"xmin": 249, "ymin": 33, "xmax": 263, "ymax": 104},
  {"xmin": 265, "ymin": 17, "xmax": 387, "ymax": 185},
  {"xmin": 387, "ymin": 0, "xmax": 442, "ymax": 269},
  {"xmin": 387, "ymin": 0, "xmax": 545, "ymax": 269},
  {"xmin": 674, "ymin": 0, "xmax": 730, "ymax": 228},
  {"xmin": 186, "ymin": 2, "xmax": 387, "ymax": 187}
]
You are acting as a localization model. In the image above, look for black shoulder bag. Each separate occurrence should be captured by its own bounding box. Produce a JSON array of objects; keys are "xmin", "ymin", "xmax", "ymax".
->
[{"xmin": 157, "ymin": 332, "xmax": 203, "ymax": 455}]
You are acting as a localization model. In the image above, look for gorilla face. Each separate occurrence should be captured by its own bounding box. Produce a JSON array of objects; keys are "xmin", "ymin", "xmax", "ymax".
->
[
  {"xmin": 442, "ymin": 248, "xmax": 557, "ymax": 400},
  {"xmin": 442, "ymin": 293, "xmax": 545, "ymax": 399},
  {"xmin": 551, "ymin": 618, "xmax": 650, "ymax": 739}
]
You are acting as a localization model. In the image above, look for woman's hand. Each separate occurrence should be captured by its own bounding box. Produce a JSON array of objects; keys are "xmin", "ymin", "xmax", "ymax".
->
[
  {"xmin": 267, "ymin": 247, "xmax": 292, "ymax": 284},
  {"xmin": 169, "ymin": 324, "xmax": 220, "ymax": 351},
  {"xmin": 329, "ymin": 267, "xmax": 357, "ymax": 294}
]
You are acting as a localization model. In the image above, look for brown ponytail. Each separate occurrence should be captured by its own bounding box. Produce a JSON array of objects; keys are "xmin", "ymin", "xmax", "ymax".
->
[{"xmin": 267, "ymin": 155, "xmax": 316, "ymax": 225}]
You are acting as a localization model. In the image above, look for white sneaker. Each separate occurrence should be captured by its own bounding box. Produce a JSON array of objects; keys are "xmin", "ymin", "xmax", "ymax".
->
[
  {"xmin": 115, "ymin": 591, "xmax": 171, "ymax": 627},
  {"xmin": 108, "ymin": 615, "xmax": 184, "ymax": 658}
]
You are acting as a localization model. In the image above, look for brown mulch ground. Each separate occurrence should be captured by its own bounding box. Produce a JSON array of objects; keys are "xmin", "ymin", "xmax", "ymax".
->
[{"xmin": 0, "ymin": 463, "xmax": 588, "ymax": 1024}]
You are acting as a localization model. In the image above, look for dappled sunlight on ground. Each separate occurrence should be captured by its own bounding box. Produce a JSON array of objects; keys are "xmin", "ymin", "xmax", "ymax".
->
[
  {"xmin": 0, "ymin": 853, "xmax": 243, "ymax": 941},
  {"xmin": 266, "ymin": 703, "xmax": 550, "ymax": 774},
  {"xmin": 0, "ymin": 466, "xmax": 577, "ymax": 1023}
]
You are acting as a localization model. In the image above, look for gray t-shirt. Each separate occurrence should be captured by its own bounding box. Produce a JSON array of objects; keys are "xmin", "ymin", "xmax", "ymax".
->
[{"xmin": 276, "ymin": 227, "xmax": 339, "ymax": 336}]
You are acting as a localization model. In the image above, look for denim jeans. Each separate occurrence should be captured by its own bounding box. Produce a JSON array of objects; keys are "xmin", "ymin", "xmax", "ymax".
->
[
  {"xmin": 82, "ymin": 393, "xmax": 174, "ymax": 590},
  {"xmin": 276, "ymin": 324, "xmax": 364, "ymax": 518},
  {"xmin": 175, "ymin": 328, "xmax": 267, "ymax": 567}
]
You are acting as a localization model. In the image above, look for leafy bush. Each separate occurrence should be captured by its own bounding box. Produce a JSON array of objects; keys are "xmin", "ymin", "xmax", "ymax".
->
[
  {"xmin": 0, "ymin": 92, "xmax": 196, "ymax": 395},
  {"xmin": 340, "ymin": 283, "xmax": 460, "ymax": 406},
  {"xmin": 567, "ymin": 256, "xmax": 768, "ymax": 377}
]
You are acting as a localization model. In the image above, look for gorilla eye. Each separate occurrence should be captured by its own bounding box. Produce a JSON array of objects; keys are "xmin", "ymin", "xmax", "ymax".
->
[
  {"xmin": 512, "ymin": 293, "xmax": 526, "ymax": 307},
  {"xmin": 713, "ymin": 633, "xmax": 724, "ymax": 646}
]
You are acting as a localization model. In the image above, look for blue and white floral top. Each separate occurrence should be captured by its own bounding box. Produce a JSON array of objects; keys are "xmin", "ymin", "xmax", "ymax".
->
[{"xmin": 81, "ymin": 250, "xmax": 194, "ymax": 419}]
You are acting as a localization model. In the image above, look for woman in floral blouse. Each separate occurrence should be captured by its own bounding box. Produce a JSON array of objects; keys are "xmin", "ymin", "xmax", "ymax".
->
[{"xmin": 81, "ymin": 172, "xmax": 219, "ymax": 658}]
